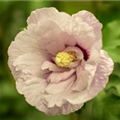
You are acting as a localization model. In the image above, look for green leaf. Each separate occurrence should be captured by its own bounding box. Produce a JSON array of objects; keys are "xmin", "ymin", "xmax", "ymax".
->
[
  {"xmin": 105, "ymin": 63, "xmax": 120, "ymax": 96},
  {"xmin": 106, "ymin": 75, "xmax": 120, "ymax": 97},
  {"xmin": 112, "ymin": 63, "xmax": 120, "ymax": 78},
  {"xmin": 104, "ymin": 46, "xmax": 120, "ymax": 63},
  {"xmin": 92, "ymin": 91, "xmax": 120, "ymax": 120},
  {"xmin": 103, "ymin": 19, "xmax": 120, "ymax": 63}
]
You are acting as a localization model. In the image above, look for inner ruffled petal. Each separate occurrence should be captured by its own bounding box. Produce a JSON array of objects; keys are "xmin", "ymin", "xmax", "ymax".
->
[
  {"xmin": 46, "ymin": 40, "xmax": 65, "ymax": 56},
  {"xmin": 41, "ymin": 61, "xmax": 67, "ymax": 72},
  {"xmin": 72, "ymin": 62, "xmax": 88, "ymax": 91},
  {"xmin": 47, "ymin": 69, "xmax": 76, "ymax": 84},
  {"xmin": 64, "ymin": 46, "xmax": 84, "ymax": 60},
  {"xmin": 45, "ymin": 74, "xmax": 76, "ymax": 94},
  {"xmin": 68, "ymin": 60, "xmax": 80, "ymax": 68},
  {"xmin": 60, "ymin": 32, "xmax": 77, "ymax": 46}
]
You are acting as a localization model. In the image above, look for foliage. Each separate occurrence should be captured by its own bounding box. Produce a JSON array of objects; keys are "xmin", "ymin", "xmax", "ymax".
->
[
  {"xmin": 93, "ymin": 91, "xmax": 120, "ymax": 120},
  {"xmin": 103, "ymin": 20, "xmax": 120, "ymax": 63}
]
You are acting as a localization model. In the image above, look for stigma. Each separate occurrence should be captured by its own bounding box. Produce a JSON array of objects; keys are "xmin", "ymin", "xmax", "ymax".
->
[{"xmin": 55, "ymin": 51, "xmax": 77, "ymax": 67}]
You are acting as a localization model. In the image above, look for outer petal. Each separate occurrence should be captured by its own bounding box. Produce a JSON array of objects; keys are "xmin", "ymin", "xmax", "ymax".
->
[
  {"xmin": 12, "ymin": 52, "xmax": 50, "ymax": 80},
  {"xmin": 72, "ymin": 20, "xmax": 95, "ymax": 50},
  {"xmin": 16, "ymin": 77, "xmax": 47, "ymax": 106},
  {"xmin": 27, "ymin": 7, "xmax": 71, "ymax": 30},
  {"xmin": 37, "ymin": 94, "xmax": 83, "ymax": 115},
  {"xmin": 72, "ymin": 10, "xmax": 102, "ymax": 49},
  {"xmin": 8, "ymin": 30, "xmax": 40, "ymax": 63},
  {"xmin": 27, "ymin": 7, "xmax": 59, "ymax": 24},
  {"xmin": 89, "ymin": 50, "xmax": 114, "ymax": 96}
]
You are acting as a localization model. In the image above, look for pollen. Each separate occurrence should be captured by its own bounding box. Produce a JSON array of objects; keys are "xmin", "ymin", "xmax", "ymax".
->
[{"xmin": 55, "ymin": 51, "xmax": 77, "ymax": 67}]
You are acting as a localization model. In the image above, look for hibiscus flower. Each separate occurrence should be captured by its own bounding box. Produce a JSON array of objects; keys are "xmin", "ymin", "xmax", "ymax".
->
[{"xmin": 8, "ymin": 7, "xmax": 114, "ymax": 115}]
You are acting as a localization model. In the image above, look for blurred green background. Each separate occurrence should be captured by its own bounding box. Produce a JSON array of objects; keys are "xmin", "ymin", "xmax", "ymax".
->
[{"xmin": 0, "ymin": 1, "xmax": 120, "ymax": 120}]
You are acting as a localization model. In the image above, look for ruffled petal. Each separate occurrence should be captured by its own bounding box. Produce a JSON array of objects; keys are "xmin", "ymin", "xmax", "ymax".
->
[
  {"xmin": 37, "ymin": 91, "xmax": 84, "ymax": 115},
  {"xmin": 72, "ymin": 61, "xmax": 88, "ymax": 91},
  {"xmin": 89, "ymin": 50, "xmax": 114, "ymax": 96},
  {"xmin": 27, "ymin": 7, "xmax": 59, "ymax": 24},
  {"xmin": 45, "ymin": 74, "xmax": 76, "ymax": 94},
  {"xmin": 27, "ymin": 7, "xmax": 71, "ymax": 30},
  {"xmin": 82, "ymin": 40, "xmax": 101, "ymax": 86},
  {"xmin": 41, "ymin": 61, "xmax": 66, "ymax": 72},
  {"xmin": 46, "ymin": 40, "xmax": 65, "ymax": 56},
  {"xmin": 16, "ymin": 77, "xmax": 47, "ymax": 107},
  {"xmin": 60, "ymin": 32, "xmax": 77, "ymax": 46},
  {"xmin": 12, "ymin": 52, "xmax": 50, "ymax": 80},
  {"xmin": 65, "ymin": 46, "xmax": 84, "ymax": 60},
  {"xmin": 63, "ymin": 46, "xmax": 83, "ymax": 68},
  {"xmin": 68, "ymin": 60, "xmax": 80, "ymax": 68},
  {"xmin": 47, "ymin": 69, "xmax": 75, "ymax": 84},
  {"xmin": 27, "ymin": 20, "xmax": 63, "ymax": 51},
  {"xmin": 8, "ymin": 30, "xmax": 40, "ymax": 63},
  {"xmin": 71, "ymin": 20, "xmax": 95, "ymax": 50},
  {"xmin": 72, "ymin": 10, "xmax": 102, "ymax": 49},
  {"xmin": 38, "ymin": 95, "xmax": 83, "ymax": 115}
]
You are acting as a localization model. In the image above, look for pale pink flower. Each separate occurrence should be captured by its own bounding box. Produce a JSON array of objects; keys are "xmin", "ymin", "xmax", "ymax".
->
[{"xmin": 8, "ymin": 7, "xmax": 114, "ymax": 115}]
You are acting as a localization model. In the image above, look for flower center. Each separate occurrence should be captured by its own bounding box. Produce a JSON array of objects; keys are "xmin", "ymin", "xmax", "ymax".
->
[{"xmin": 55, "ymin": 51, "xmax": 77, "ymax": 67}]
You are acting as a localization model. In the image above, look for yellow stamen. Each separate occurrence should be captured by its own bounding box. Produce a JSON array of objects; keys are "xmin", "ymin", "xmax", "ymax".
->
[{"xmin": 55, "ymin": 51, "xmax": 77, "ymax": 67}]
